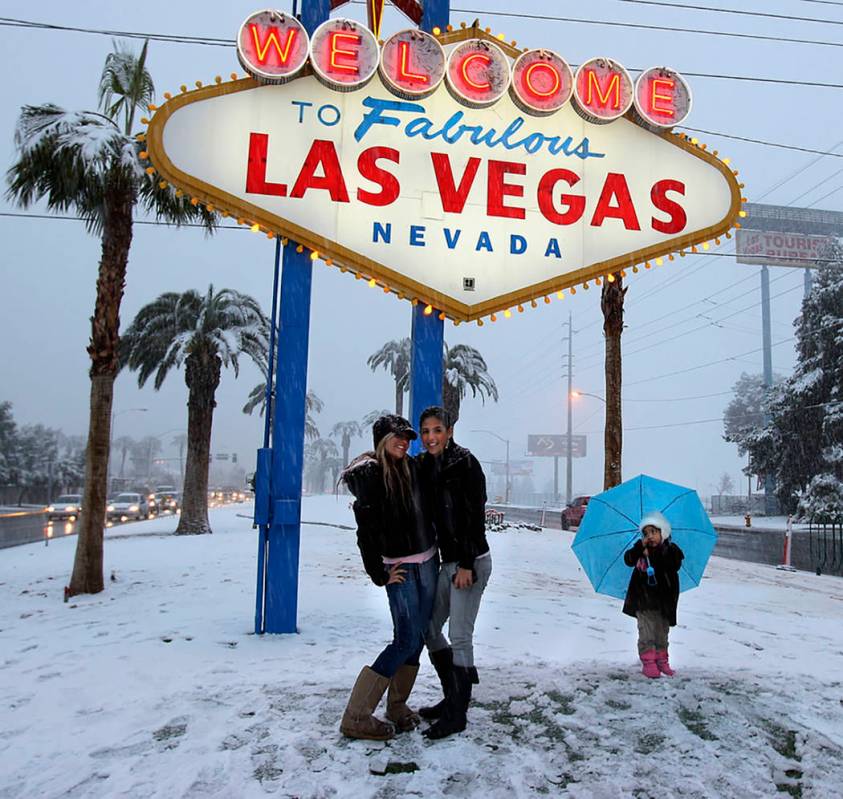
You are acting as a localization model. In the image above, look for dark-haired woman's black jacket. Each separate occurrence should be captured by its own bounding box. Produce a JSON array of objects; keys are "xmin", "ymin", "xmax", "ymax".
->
[
  {"xmin": 342, "ymin": 455, "xmax": 435, "ymax": 586},
  {"xmin": 622, "ymin": 539, "xmax": 685, "ymax": 626},
  {"xmin": 417, "ymin": 442, "xmax": 489, "ymax": 570}
]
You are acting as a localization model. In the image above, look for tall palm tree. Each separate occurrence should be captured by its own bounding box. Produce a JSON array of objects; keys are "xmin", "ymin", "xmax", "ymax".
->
[
  {"xmin": 243, "ymin": 382, "xmax": 323, "ymax": 442},
  {"xmin": 601, "ymin": 277, "xmax": 626, "ymax": 489},
  {"xmin": 6, "ymin": 42, "xmax": 215, "ymax": 596},
  {"xmin": 362, "ymin": 409, "xmax": 392, "ymax": 428},
  {"xmin": 442, "ymin": 343, "xmax": 499, "ymax": 423},
  {"xmin": 367, "ymin": 338, "xmax": 411, "ymax": 415},
  {"xmin": 120, "ymin": 285, "xmax": 268, "ymax": 534},
  {"xmin": 305, "ymin": 438, "xmax": 340, "ymax": 493},
  {"xmin": 171, "ymin": 433, "xmax": 187, "ymax": 481},
  {"xmin": 331, "ymin": 420, "xmax": 362, "ymax": 468},
  {"xmin": 112, "ymin": 435, "xmax": 135, "ymax": 479}
]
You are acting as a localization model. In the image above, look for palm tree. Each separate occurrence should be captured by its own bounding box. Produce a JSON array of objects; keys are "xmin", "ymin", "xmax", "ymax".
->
[
  {"xmin": 6, "ymin": 42, "xmax": 215, "ymax": 596},
  {"xmin": 305, "ymin": 438, "xmax": 340, "ymax": 493},
  {"xmin": 442, "ymin": 343, "xmax": 499, "ymax": 423},
  {"xmin": 331, "ymin": 420, "xmax": 362, "ymax": 468},
  {"xmin": 120, "ymin": 285, "xmax": 268, "ymax": 534},
  {"xmin": 113, "ymin": 435, "xmax": 135, "ymax": 479},
  {"xmin": 601, "ymin": 277, "xmax": 626, "ymax": 489},
  {"xmin": 362, "ymin": 409, "xmax": 392, "ymax": 428},
  {"xmin": 243, "ymin": 382, "xmax": 323, "ymax": 442},
  {"xmin": 171, "ymin": 433, "xmax": 187, "ymax": 481},
  {"xmin": 367, "ymin": 338, "xmax": 411, "ymax": 415}
]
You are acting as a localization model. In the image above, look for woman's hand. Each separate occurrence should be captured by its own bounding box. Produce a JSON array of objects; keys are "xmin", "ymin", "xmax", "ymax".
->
[
  {"xmin": 453, "ymin": 567, "xmax": 474, "ymax": 589},
  {"xmin": 387, "ymin": 563, "xmax": 406, "ymax": 585}
]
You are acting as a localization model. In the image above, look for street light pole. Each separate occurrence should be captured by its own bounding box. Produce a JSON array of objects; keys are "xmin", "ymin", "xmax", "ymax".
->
[
  {"xmin": 565, "ymin": 313, "xmax": 573, "ymax": 505},
  {"xmin": 471, "ymin": 429, "xmax": 511, "ymax": 504}
]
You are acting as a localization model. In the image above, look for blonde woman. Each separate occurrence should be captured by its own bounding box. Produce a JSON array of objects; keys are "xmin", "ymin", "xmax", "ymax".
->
[{"xmin": 339, "ymin": 415, "xmax": 438, "ymax": 740}]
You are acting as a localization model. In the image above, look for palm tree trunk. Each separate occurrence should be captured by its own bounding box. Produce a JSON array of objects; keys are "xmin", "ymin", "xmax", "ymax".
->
[
  {"xmin": 443, "ymin": 379, "xmax": 460, "ymax": 424},
  {"xmin": 602, "ymin": 276, "xmax": 626, "ymax": 490},
  {"xmin": 395, "ymin": 379, "xmax": 403, "ymax": 416},
  {"xmin": 67, "ymin": 185, "xmax": 133, "ymax": 597},
  {"xmin": 176, "ymin": 352, "xmax": 220, "ymax": 534}
]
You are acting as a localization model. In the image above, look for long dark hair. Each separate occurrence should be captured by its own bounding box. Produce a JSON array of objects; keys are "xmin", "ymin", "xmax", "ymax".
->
[{"xmin": 375, "ymin": 433, "xmax": 412, "ymax": 508}]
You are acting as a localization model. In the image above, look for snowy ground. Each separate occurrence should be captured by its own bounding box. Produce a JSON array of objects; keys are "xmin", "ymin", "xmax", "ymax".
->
[{"xmin": 2, "ymin": 496, "xmax": 843, "ymax": 798}]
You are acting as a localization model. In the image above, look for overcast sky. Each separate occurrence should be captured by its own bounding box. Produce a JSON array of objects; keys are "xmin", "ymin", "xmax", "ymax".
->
[{"xmin": 1, "ymin": 0, "xmax": 839, "ymax": 500}]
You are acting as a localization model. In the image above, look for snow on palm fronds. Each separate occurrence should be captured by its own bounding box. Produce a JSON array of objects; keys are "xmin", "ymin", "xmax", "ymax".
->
[
  {"xmin": 98, "ymin": 40, "xmax": 154, "ymax": 135},
  {"xmin": 120, "ymin": 285, "xmax": 270, "ymax": 391},
  {"xmin": 444, "ymin": 342, "xmax": 499, "ymax": 403}
]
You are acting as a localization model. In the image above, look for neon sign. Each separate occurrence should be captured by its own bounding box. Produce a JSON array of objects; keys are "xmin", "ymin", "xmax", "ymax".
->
[
  {"xmin": 143, "ymin": 20, "xmax": 743, "ymax": 323},
  {"xmin": 237, "ymin": 11, "xmax": 309, "ymax": 83}
]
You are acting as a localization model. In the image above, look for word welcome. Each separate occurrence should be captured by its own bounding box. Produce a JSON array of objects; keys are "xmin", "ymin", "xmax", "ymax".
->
[{"xmin": 236, "ymin": 10, "xmax": 692, "ymax": 128}]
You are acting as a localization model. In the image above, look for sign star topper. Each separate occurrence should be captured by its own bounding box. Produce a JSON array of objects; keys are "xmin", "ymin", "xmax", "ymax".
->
[{"xmin": 330, "ymin": 0, "xmax": 423, "ymax": 38}]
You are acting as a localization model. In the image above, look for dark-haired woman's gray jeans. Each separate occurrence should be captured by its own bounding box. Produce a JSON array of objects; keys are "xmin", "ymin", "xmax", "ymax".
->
[{"xmin": 424, "ymin": 555, "xmax": 492, "ymax": 668}]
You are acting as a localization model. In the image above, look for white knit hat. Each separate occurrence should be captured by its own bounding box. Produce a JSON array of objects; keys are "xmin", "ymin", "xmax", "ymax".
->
[{"xmin": 639, "ymin": 510, "xmax": 672, "ymax": 539}]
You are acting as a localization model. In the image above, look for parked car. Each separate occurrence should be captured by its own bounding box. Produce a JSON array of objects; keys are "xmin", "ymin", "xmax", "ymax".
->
[
  {"xmin": 47, "ymin": 494, "xmax": 82, "ymax": 521},
  {"xmin": 107, "ymin": 492, "xmax": 150, "ymax": 521},
  {"xmin": 154, "ymin": 491, "xmax": 180, "ymax": 513},
  {"xmin": 561, "ymin": 495, "xmax": 591, "ymax": 530}
]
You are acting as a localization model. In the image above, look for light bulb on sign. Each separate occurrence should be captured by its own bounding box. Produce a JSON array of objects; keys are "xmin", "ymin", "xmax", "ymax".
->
[
  {"xmin": 379, "ymin": 30, "xmax": 445, "ymax": 99},
  {"xmin": 446, "ymin": 39, "xmax": 511, "ymax": 109},
  {"xmin": 310, "ymin": 18, "xmax": 380, "ymax": 91},
  {"xmin": 237, "ymin": 11, "xmax": 309, "ymax": 84},
  {"xmin": 509, "ymin": 49, "xmax": 573, "ymax": 116}
]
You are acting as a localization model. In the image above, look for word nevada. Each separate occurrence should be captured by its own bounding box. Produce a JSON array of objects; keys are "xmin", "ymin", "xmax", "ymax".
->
[{"xmin": 237, "ymin": 10, "xmax": 692, "ymax": 128}]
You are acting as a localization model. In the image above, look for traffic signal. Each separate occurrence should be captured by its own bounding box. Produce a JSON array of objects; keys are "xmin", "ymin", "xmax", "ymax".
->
[{"xmin": 232, "ymin": 453, "xmax": 238, "ymax": 463}]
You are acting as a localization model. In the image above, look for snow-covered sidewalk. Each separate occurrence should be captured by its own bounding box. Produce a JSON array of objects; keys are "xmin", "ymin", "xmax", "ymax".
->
[{"xmin": 2, "ymin": 496, "xmax": 842, "ymax": 798}]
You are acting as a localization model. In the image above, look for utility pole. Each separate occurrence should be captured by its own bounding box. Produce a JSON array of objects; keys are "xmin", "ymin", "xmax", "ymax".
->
[
  {"xmin": 760, "ymin": 266, "xmax": 776, "ymax": 514},
  {"xmin": 564, "ymin": 313, "xmax": 574, "ymax": 505}
]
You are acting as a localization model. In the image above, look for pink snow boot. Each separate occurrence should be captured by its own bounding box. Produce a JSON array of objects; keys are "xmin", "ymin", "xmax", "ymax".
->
[
  {"xmin": 655, "ymin": 649, "xmax": 675, "ymax": 676},
  {"xmin": 640, "ymin": 650, "xmax": 661, "ymax": 679}
]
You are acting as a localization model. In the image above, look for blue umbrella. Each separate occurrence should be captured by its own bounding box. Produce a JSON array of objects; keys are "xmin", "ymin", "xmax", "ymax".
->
[{"xmin": 571, "ymin": 474, "xmax": 717, "ymax": 599}]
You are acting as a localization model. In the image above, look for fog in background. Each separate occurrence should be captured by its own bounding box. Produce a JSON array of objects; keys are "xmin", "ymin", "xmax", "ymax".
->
[{"xmin": 1, "ymin": 0, "xmax": 837, "ymax": 500}]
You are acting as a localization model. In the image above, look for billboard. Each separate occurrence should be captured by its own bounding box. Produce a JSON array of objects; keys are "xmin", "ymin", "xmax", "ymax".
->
[
  {"xmin": 736, "ymin": 229, "xmax": 837, "ymax": 268},
  {"xmin": 527, "ymin": 434, "xmax": 587, "ymax": 457},
  {"xmin": 143, "ymin": 21, "xmax": 742, "ymax": 322}
]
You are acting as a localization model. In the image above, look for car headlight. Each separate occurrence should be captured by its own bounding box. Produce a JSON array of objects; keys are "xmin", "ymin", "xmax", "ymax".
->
[
  {"xmin": 128, "ymin": 505, "xmax": 139, "ymax": 512},
  {"xmin": 107, "ymin": 505, "xmax": 115, "ymax": 512},
  {"xmin": 47, "ymin": 505, "xmax": 55, "ymax": 512},
  {"xmin": 66, "ymin": 505, "xmax": 77, "ymax": 512}
]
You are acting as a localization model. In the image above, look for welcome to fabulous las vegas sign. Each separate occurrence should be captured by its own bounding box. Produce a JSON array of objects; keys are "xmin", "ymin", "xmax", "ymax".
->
[{"xmin": 140, "ymin": 11, "xmax": 744, "ymax": 323}]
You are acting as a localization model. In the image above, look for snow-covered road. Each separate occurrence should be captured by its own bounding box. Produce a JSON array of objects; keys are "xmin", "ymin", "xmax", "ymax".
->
[{"xmin": 2, "ymin": 496, "xmax": 842, "ymax": 797}]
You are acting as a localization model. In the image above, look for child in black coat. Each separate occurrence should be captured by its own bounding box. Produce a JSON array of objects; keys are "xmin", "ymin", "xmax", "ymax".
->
[{"xmin": 623, "ymin": 511, "xmax": 685, "ymax": 678}]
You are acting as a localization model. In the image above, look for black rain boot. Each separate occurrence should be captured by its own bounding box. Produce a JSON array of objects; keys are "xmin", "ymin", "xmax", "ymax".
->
[
  {"xmin": 419, "ymin": 647, "xmax": 453, "ymax": 721},
  {"xmin": 423, "ymin": 666, "xmax": 472, "ymax": 740}
]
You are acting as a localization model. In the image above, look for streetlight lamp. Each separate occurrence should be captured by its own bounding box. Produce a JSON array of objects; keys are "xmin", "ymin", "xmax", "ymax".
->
[
  {"xmin": 571, "ymin": 390, "xmax": 606, "ymax": 403},
  {"xmin": 471, "ymin": 429, "xmax": 510, "ymax": 505},
  {"xmin": 108, "ymin": 407, "xmax": 147, "ymax": 492}
]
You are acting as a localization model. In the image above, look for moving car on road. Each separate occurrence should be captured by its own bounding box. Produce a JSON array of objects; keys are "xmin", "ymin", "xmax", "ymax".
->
[
  {"xmin": 47, "ymin": 495, "xmax": 82, "ymax": 521},
  {"xmin": 154, "ymin": 491, "xmax": 180, "ymax": 514},
  {"xmin": 561, "ymin": 495, "xmax": 591, "ymax": 530},
  {"xmin": 107, "ymin": 493, "xmax": 150, "ymax": 521}
]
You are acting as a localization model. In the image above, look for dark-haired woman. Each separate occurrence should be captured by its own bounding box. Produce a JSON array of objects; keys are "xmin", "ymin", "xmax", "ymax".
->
[
  {"xmin": 339, "ymin": 414, "xmax": 438, "ymax": 740},
  {"xmin": 416, "ymin": 406, "xmax": 492, "ymax": 740}
]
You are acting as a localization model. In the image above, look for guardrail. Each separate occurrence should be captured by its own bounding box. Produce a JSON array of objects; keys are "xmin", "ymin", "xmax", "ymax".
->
[{"xmin": 0, "ymin": 507, "xmax": 47, "ymax": 549}]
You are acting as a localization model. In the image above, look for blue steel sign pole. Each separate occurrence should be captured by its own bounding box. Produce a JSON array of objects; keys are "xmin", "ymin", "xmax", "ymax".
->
[
  {"xmin": 255, "ymin": 0, "xmax": 330, "ymax": 635},
  {"xmin": 409, "ymin": 0, "xmax": 450, "ymax": 447}
]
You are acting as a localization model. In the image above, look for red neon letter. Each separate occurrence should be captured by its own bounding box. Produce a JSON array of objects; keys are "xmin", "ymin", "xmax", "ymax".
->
[
  {"xmin": 397, "ymin": 40, "xmax": 429, "ymax": 85},
  {"xmin": 249, "ymin": 24, "xmax": 299, "ymax": 65},
  {"xmin": 290, "ymin": 140, "xmax": 350, "ymax": 202},
  {"xmin": 524, "ymin": 62, "xmax": 561, "ymax": 99},
  {"xmin": 357, "ymin": 147, "xmax": 400, "ymax": 206},
  {"xmin": 430, "ymin": 153, "xmax": 481, "ymax": 213},
  {"xmin": 460, "ymin": 53, "xmax": 492, "ymax": 90},
  {"xmin": 591, "ymin": 173, "xmax": 640, "ymax": 230},
  {"xmin": 245, "ymin": 133, "xmax": 287, "ymax": 197},
  {"xmin": 537, "ymin": 169, "xmax": 585, "ymax": 225},
  {"xmin": 487, "ymin": 160, "xmax": 526, "ymax": 220},
  {"xmin": 329, "ymin": 31, "xmax": 361, "ymax": 74},
  {"xmin": 651, "ymin": 179, "xmax": 686, "ymax": 233},
  {"xmin": 585, "ymin": 69, "xmax": 621, "ymax": 110},
  {"xmin": 650, "ymin": 78, "xmax": 675, "ymax": 118}
]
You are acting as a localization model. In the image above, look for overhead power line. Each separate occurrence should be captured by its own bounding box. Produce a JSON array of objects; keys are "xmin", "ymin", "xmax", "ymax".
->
[
  {"xmin": 680, "ymin": 127, "xmax": 843, "ymax": 158},
  {"xmin": 616, "ymin": 0, "xmax": 843, "ymax": 27}
]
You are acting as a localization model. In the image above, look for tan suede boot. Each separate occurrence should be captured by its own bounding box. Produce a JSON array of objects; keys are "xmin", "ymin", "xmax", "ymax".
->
[
  {"xmin": 386, "ymin": 664, "xmax": 421, "ymax": 732},
  {"xmin": 340, "ymin": 666, "xmax": 394, "ymax": 740}
]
